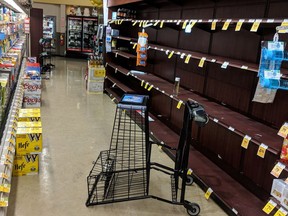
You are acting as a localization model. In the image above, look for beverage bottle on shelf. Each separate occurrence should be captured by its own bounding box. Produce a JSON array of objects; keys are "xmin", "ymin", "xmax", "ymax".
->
[{"xmin": 173, "ymin": 77, "xmax": 180, "ymax": 96}]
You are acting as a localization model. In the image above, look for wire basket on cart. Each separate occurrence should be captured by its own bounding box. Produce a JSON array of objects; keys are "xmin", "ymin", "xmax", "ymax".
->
[
  {"xmin": 86, "ymin": 96, "xmax": 149, "ymax": 206},
  {"xmin": 86, "ymin": 94, "xmax": 208, "ymax": 216}
]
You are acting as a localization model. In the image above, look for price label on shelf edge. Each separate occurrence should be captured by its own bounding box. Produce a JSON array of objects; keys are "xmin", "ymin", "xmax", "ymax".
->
[
  {"xmin": 205, "ymin": 188, "xmax": 213, "ymax": 200},
  {"xmin": 271, "ymin": 162, "xmax": 286, "ymax": 178},
  {"xmin": 222, "ymin": 19, "xmax": 232, "ymax": 30},
  {"xmin": 278, "ymin": 122, "xmax": 288, "ymax": 138},
  {"xmin": 257, "ymin": 143, "xmax": 268, "ymax": 158},
  {"xmin": 241, "ymin": 135, "xmax": 251, "ymax": 149},
  {"xmin": 177, "ymin": 100, "xmax": 184, "ymax": 109},
  {"xmin": 274, "ymin": 207, "xmax": 288, "ymax": 216},
  {"xmin": 250, "ymin": 19, "xmax": 262, "ymax": 32},
  {"xmin": 235, "ymin": 19, "xmax": 245, "ymax": 31},
  {"xmin": 198, "ymin": 57, "xmax": 206, "ymax": 68},
  {"xmin": 262, "ymin": 199, "xmax": 277, "ymax": 214}
]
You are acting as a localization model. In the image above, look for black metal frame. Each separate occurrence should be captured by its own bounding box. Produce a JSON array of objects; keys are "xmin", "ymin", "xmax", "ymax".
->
[{"xmin": 86, "ymin": 95, "xmax": 207, "ymax": 215}]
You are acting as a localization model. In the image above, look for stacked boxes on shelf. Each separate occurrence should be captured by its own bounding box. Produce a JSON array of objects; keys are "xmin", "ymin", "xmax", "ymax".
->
[
  {"xmin": 86, "ymin": 60, "xmax": 106, "ymax": 94},
  {"xmin": 13, "ymin": 108, "xmax": 42, "ymax": 176},
  {"xmin": 23, "ymin": 61, "xmax": 41, "ymax": 108}
]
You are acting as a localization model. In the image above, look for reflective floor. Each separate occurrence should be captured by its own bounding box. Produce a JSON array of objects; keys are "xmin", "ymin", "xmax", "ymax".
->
[{"xmin": 7, "ymin": 57, "xmax": 227, "ymax": 216}]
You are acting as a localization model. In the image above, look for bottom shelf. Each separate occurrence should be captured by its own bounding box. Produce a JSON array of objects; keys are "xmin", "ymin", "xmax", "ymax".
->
[{"xmin": 104, "ymin": 90, "xmax": 267, "ymax": 216}]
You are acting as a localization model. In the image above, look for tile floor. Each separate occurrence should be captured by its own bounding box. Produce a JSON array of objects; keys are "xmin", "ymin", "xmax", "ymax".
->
[{"xmin": 7, "ymin": 57, "xmax": 227, "ymax": 216}]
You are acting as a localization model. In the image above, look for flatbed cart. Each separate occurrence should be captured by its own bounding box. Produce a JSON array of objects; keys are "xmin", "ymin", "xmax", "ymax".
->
[{"xmin": 86, "ymin": 94, "xmax": 209, "ymax": 216}]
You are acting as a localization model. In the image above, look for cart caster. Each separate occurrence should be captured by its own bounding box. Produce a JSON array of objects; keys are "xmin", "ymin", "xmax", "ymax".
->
[
  {"xmin": 186, "ymin": 175, "xmax": 194, "ymax": 186},
  {"xmin": 186, "ymin": 202, "xmax": 200, "ymax": 216}
]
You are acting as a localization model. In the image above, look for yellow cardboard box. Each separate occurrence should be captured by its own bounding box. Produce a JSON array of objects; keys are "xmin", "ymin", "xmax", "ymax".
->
[
  {"xmin": 13, "ymin": 154, "xmax": 39, "ymax": 176},
  {"xmin": 18, "ymin": 111, "xmax": 41, "ymax": 122},
  {"xmin": 17, "ymin": 121, "xmax": 42, "ymax": 128},
  {"xmin": 19, "ymin": 108, "xmax": 41, "ymax": 114},
  {"xmin": 16, "ymin": 127, "xmax": 42, "ymax": 154}
]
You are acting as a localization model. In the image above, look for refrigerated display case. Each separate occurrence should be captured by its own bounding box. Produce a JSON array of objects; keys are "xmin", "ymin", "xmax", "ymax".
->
[
  {"xmin": 66, "ymin": 15, "xmax": 98, "ymax": 56},
  {"xmin": 83, "ymin": 18, "xmax": 98, "ymax": 53}
]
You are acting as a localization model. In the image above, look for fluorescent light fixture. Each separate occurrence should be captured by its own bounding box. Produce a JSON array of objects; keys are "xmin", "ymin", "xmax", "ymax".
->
[{"xmin": 4, "ymin": 0, "xmax": 26, "ymax": 14}]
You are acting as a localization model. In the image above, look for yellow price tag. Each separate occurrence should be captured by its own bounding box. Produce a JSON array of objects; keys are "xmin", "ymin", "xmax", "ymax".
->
[
  {"xmin": 235, "ymin": 19, "xmax": 244, "ymax": 31},
  {"xmin": 271, "ymin": 162, "xmax": 286, "ymax": 178},
  {"xmin": 198, "ymin": 57, "xmax": 206, "ymax": 68},
  {"xmin": 205, "ymin": 188, "xmax": 213, "ymax": 200},
  {"xmin": 257, "ymin": 143, "xmax": 268, "ymax": 158},
  {"xmin": 262, "ymin": 200, "xmax": 277, "ymax": 214},
  {"xmin": 241, "ymin": 135, "xmax": 251, "ymax": 149},
  {"xmin": 279, "ymin": 19, "xmax": 288, "ymax": 33},
  {"xmin": 153, "ymin": 20, "xmax": 160, "ymax": 26},
  {"xmin": 160, "ymin": 20, "xmax": 164, "ymax": 28},
  {"xmin": 274, "ymin": 207, "xmax": 288, "ymax": 216},
  {"xmin": 0, "ymin": 198, "xmax": 8, "ymax": 207},
  {"xmin": 278, "ymin": 122, "xmax": 288, "ymax": 138},
  {"xmin": 133, "ymin": 43, "xmax": 137, "ymax": 49},
  {"xmin": 145, "ymin": 82, "xmax": 149, "ymax": 89},
  {"xmin": 168, "ymin": 51, "xmax": 174, "ymax": 59},
  {"xmin": 187, "ymin": 168, "xmax": 193, "ymax": 175},
  {"xmin": 0, "ymin": 184, "xmax": 11, "ymax": 193},
  {"xmin": 139, "ymin": 21, "xmax": 143, "ymax": 27},
  {"xmin": 250, "ymin": 19, "xmax": 261, "ymax": 32},
  {"xmin": 148, "ymin": 85, "xmax": 154, "ymax": 91},
  {"xmin": 111, "ymin": 97, "xmax": 116, "ymax": 102},
  {"xmin": 190, "ymin": 20, "xmax": 197, "ymax": 28},
  {"xmin": 177, "ymin": 100, "xmax": 184, "ymax": 109},
  {"xmin": 182, "ymin": 20, "xmax": 188, "ymax": 29},
  {"xmin": 1, "ymin": 173, "xmax": 9, "ymax": 180},
  {"xmin": 222, "ymin": 19, "xmax": 231, "ymax": 30},
  {"xmin": 7, "ymin": 146, "xmax": 14, "ymax": 152},
  {"xmin": 8, "ymin": 139, "xmax": 14, "ymax": 145},
  {"xmin": 185, "ymin": 54, "xmax": 191, "ymax": 64},
  {"xmin": 132, "ymin": 21, "xmax": 138, "ymax": 26},
  {"xmin": 211, "ymin": 20, "xmax": 217, "ymax": 30},
  {"xmin": 141, "ymin": 80, "xmax": 145, "ymax": 87}
]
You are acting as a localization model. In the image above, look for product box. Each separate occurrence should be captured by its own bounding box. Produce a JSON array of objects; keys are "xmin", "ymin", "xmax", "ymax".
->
[
  {"xmin": 87, "ymin": 80, "xmax": 104, "ymax": 94},
  {"xmin": 16, "ymin": 127, "xmax": 42, "ymax": 154},
  {"xmin": 271, "ymin": 179, "xmax": 287, "ymax": 201},
  {"xmin": 282, "ymin": 186, "xmax": 288, "ymax": 210},
  {"xmin": 23, "ymin": 94, "xmax": 41, "ymax": 108},
  {"xmin": 88, "ymin": 64, "xmax": 106, "ymax": 80},
  {"xmin": 18, "ymin": 111, "xmax": 41, "ymax": 122},
  {"xmin": 20, "ymin": 108, "xmax": 41, "ymax": 114},
  {"xmin": 23, "ymin": 79, "xmax": 41, "ymax": 95},
  {"xmin": 17, "ymin": 121, "xmax": 42, "ymax": 128},
  {"xmin": 12, "ymin": 154, "xmax": 39, "ymax": 176}
]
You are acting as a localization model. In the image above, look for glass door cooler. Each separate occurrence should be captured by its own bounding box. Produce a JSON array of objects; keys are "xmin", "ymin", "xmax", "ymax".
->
[
  {"xmin": 82, "ymin": 18, "xmax": 98, "ymax": 53},
  {"xmin": 67, "ymin": 16, "xmax": 82, "ymax": 52}
]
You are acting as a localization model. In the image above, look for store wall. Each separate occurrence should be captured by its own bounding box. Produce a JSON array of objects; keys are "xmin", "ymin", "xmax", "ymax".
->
[
  {"xmin": 33, "ymin": 3, "xmax": 66, "ymax": 56},
  {"xmin": 33, "ymin": 3, "xmax": 61, "ymax": 32},
  {"xmin": 34, "ymin": 0, "xmax": 93, "ymax": 7}
]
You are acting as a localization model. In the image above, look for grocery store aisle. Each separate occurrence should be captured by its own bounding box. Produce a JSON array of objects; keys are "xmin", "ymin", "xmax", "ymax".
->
[{"xmin": 8, "ymin": 57, "xmax": 227, "ymax": 216}]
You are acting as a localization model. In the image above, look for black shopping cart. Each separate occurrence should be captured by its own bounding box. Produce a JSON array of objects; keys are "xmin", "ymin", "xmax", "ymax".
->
[{"xmin": 86, "ymin": 94, "xmax": 209, "ymax": 216}]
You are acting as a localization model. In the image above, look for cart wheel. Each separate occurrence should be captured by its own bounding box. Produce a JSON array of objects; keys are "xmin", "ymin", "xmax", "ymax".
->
[
  {"xmin": 186, "ymin": 175, "xmax": 194, "ymax": 186},
  {"xmin": 186, "ymin": 203, "xmax": 200, "ymax": 216}
]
